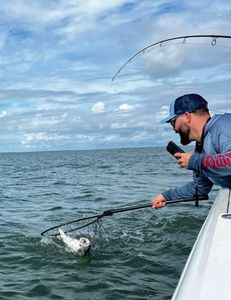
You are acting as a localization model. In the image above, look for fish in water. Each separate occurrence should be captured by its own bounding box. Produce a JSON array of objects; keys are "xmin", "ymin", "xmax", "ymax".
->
[{"xmin": 58, "ymin": 228, "xmax": 91, "ymax": 256}]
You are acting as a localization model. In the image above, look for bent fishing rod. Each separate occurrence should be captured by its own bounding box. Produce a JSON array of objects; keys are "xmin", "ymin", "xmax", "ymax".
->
[
  {"xmin": 112, "ymin": 34, "xmax": 231, "ymax": 81},
  {"xmin": 41, "ymin": 194, "xmax": 208, "ymax": 237}
]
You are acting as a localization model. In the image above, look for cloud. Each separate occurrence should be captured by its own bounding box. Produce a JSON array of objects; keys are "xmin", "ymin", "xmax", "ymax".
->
[
  {"xmin": 0, "ymin": 111, "xmax": 7, "ymax": 118},
  {"xmin": 118, "ymin": 103, "xmax": 135, "ymax": 111},
  {"xmin": 91, "ymin": 101, "xmax": 105, "ymax": 113},
  {"xmin": 0, "ymin": 0, "xmax": 231, "ymax": 152},
  {"xmin": 111, "ymin": 122, "xmax": 128, "ymax": 129},
  {"xmin": 154, "ymin": 105, "xmax": 170, "ymax": 123},
  {"xmin": 21, "ymin": 132, "xmax": 68, "ymax": 144}
]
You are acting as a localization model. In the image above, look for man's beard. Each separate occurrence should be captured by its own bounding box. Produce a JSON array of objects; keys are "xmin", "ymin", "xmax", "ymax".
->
[{"xmin": 179, "ymin": 129, "xmax": 191, "ymax": 145}]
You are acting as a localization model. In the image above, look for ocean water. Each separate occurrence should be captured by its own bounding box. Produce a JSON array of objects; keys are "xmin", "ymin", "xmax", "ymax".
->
[{"xmin": 0, "ymin": 147, "xmax": 218, "ymax": 300}]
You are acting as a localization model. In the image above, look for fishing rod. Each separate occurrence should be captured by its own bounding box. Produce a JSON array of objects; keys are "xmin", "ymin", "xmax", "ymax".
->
[
  {"xmin": 41, "ymin": 194, "xmax": 208, "ymax": 237},
  {"xmin": 112, "ymin": 34, "xmax": 231, "ymax": 82}
]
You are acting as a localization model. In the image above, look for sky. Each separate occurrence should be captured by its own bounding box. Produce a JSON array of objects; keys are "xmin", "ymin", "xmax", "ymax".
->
[{"xmin": 0, "ymin": 0, "xmax": 231, "ymax": 152}]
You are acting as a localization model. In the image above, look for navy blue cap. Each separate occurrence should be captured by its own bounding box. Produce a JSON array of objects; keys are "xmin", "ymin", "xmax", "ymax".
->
[{"xmin": 160, "ymin": 93, "xmax": 208, "ymax": 124}]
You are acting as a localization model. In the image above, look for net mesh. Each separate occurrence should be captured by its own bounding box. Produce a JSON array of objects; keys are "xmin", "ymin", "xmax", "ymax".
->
[{"xmin": 41, "ymin": 215, "xmax": 102, "ymax": 237}]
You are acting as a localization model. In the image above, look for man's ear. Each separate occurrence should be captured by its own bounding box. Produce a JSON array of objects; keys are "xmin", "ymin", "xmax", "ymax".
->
[{"xmin": 184, "ymin": 112, "xmax": 192, "ymax": 124}]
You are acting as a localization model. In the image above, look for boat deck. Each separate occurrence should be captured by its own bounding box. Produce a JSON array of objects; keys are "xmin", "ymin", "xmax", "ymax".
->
[{"xmin": 172, "ymin": 188, "xmax": 231, "ymax": 300}]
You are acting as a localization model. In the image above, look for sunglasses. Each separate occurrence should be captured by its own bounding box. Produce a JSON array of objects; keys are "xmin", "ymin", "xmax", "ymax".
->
[
  {"xmin": 170, "ymin": 113, "xmax": 185, "ymax": 127},
  {"xmin": 170, "ymin": 117, "xmax": 177, "ymax": 127}
]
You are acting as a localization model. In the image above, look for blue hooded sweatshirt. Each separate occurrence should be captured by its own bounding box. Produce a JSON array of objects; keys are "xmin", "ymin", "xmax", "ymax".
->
[{"xmin": 162, "ymin": 113, "xmax": 231, "ymax": 201}]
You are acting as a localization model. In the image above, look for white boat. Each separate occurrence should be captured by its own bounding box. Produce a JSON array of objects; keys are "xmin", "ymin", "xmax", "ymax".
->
[{"xmin": 172, "ymin": 188, "xmax": 231, "ymax": 300}]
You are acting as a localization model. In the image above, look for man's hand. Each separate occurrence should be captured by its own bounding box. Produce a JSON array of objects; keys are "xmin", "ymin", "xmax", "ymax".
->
[
  {"xmin": 174, "ymin": 152, "xmax": 192, "ymax": 169},
  {"xmin": 151, "ymin": 194, "xmax": 166, "ymax": 209}
]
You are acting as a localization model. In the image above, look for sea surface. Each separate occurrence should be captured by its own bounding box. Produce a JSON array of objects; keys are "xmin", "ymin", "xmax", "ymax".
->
[{"xmin": 0, "ymin": 147, "xmax": 218, "ymax": 300}]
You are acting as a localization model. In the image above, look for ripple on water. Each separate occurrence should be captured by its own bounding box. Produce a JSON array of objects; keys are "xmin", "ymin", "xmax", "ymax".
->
[{"xmin": 0, "ymin": 148, "xmax": 214, "ymax": 300}]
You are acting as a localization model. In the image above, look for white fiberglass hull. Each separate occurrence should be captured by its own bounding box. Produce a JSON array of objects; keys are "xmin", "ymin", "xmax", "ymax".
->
[{"xmin": 172, "ymin": 188, "xmax": 231, "ymax": 300}]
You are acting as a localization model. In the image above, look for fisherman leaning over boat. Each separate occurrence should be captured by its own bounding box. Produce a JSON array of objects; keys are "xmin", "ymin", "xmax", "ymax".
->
[{"xmin": 152, "ymin": 93, "xmax": 231, "ymax": 209}]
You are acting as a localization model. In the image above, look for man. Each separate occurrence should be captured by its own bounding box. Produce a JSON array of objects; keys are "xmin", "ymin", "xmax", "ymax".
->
[{"xmin": 152, "ymin": 93, "xmax": 231, "ymax": 209}]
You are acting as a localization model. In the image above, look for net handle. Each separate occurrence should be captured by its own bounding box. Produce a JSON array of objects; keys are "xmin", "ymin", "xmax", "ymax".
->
[{"xmin": 41, "ymin": 195, "xmax": 208, "ymax": 236}]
